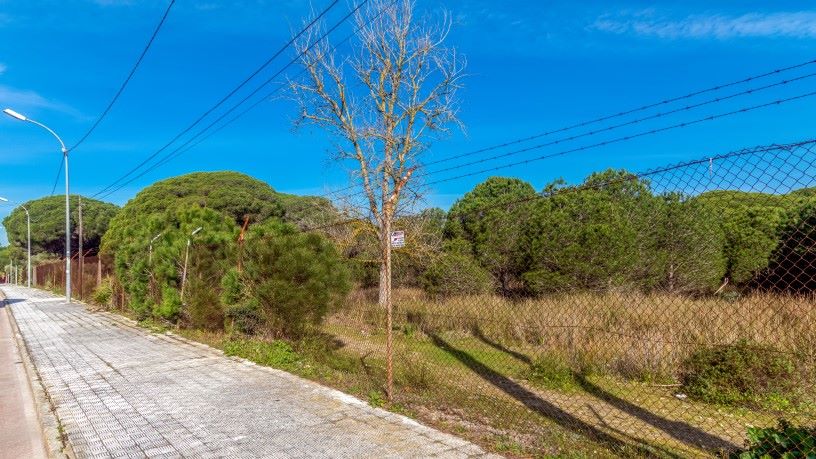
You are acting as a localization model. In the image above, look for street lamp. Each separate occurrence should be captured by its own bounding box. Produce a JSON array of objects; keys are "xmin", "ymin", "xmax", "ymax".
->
[
  {"xmin": 4, "ymin": 108, "xmax": 70, "ymax": 302},
  {"xmin": 0, "ymin": 197, "xmax": 31, "ymax": 288},
  {"xmin": 149, "ymin": 232, "xmax": 163, "ymax": 264},
  {"xmin": 180, "ymin": 227, "xmax": 203, "ymax": 302}
]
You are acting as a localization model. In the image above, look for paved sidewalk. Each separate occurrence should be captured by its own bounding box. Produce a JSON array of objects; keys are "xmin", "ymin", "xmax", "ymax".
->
[
  {"xmin": 2, "ymin": 286, "xmax": 496, "ymax": 458},
  {"xmin": 0, "ymin": 299, "xmax": 48, "ymax": 459}
]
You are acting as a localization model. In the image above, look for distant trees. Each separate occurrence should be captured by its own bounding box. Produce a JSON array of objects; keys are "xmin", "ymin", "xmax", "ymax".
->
[
  {"xmin": 649, "ymin": 194, "xmax": 727, "ymax": 293},
  {"xmin": 446, "ymin": 177, "xmax": 536, "ymax": 295},
  {"xmin": 697, "ymin": 191, "xmax": 792, "ymax": 285},
  {"xmin": 760, "ymin": 200, "xmax": 816, "ymax": 292},
  {"xmin": 2, "ymin": 195, "xmax": 118, "ymax": 258},
  {"xmin": 432, "ymin": 172, "xmax": 814, "ymax": 297}
]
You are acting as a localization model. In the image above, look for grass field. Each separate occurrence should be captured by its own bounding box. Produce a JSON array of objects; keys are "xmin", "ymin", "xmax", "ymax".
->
[{"xmin": 174, "ymin": 288, "xmax": 815, "ymax": 458}]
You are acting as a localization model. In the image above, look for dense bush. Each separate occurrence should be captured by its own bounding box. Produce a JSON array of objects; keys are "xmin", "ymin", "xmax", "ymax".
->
[
  {"xmin": 91, "ymin": 276, "xmax": 114, "ymax": 307},
  {"xmin": 240, "ymin": 220, "xmax": 351, "ymax": 337},
  {"xmin": 110, "ymin": 206, "xmax": 237, "ymax": 323},
  {"xmin": 761, "ymin": 200, "xmax": 816, "ymax": 293},
  {"xmin": 422, "ymin": 251, "xmax": 494, "ymax": 297},
  {"xmin": 681, "ymin": 340, "xmax": 796, "ymax": 407},
  {"xmin": 733, "ymin": 419, "xmax": 816, "ymax": 458},
  {"xmin": 446, "ymin": 177, "xmax": 537, "ymax": 294}
]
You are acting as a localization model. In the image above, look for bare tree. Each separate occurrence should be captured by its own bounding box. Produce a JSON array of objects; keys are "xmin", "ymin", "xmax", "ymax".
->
[{"xmin": 291, "ymin": 0, "xmax": 465, "ymax": 400}]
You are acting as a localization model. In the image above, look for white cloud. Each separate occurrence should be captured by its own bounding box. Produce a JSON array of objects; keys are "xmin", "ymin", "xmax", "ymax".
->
[
  {"xmin": 592, "ymin": 11, "xmax": 816, "ymax": 40},
  {"xmin": 0, "ymin": 85, "xmax": 84, "ymax": 119},
  {"xmin": 0, "ymin": 63, "xmax": 6, "ymax": 75}
]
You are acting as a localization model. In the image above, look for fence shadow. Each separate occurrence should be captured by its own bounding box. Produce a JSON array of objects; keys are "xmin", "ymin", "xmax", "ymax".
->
[
  {"xmin": 427, "ymin": 333, "xmax": 676, "ymax": 458},
  {"xmin": 467, "ymin": 329, "xmax": 738, "ymax": 454}
]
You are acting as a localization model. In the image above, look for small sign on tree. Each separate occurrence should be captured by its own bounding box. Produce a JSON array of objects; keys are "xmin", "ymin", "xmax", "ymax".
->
[{"xmin": 390, "ymin": 230, "xmax": 405, "ymax": 248}]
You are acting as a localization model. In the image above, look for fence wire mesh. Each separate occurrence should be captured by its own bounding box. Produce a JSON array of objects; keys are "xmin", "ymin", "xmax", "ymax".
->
[
  {"xmin": 22, "ymin": 140, "xmax": 815, "ymax": 457},
  {"xmin": 328, "ymin": 141, "xmax": 816, "ymax": 457},
  {"xmin": 33, "ymin": 255, "xmax": 115, "ymax": 303}
]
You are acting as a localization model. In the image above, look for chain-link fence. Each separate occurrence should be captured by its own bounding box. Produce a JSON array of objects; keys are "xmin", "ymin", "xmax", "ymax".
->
[
  {"xmin": 65, "ymin": 140, "xmax": 816, "ymax": 457},
  {"xmin": 323, "ymin": 141, "xmax": 816, "ymax": 457},
  {"xmin": 33, "ymin": 255, "xmax": 115, "ymax": 303}
]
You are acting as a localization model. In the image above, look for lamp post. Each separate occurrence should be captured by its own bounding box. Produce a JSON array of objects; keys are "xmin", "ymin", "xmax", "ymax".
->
[
  {"xmin": 0, "ymin": 197, "xmax": 31, "ymax": 288},
  {"xmin": 149, "ymin": 232, "xmax": 163, "ymax": 265},
  {"xmin": 3, "ymin": 108, "xmax": 70, "ymax": 302},
  {"xmin": 180, "ymin": 227, "xmax": 202, "ymax": 302}
]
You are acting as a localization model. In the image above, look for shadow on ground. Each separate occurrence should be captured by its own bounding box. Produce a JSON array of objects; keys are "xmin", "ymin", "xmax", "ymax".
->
[{"xmin": 436, "ymin": 330, "xmax": 738, "ymax": 457}]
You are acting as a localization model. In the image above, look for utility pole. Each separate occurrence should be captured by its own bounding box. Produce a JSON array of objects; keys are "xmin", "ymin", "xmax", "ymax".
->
[
  {"xmin": 78, "ymin": 197, "xmax": 84, "ymax": 299},
  {"xmin": 180, "ymin": 227, "xmax": 203, "ymax": 302},
  {"xmin": 237, "ymin": 215, "xmax": 250, "ymax": 273}
]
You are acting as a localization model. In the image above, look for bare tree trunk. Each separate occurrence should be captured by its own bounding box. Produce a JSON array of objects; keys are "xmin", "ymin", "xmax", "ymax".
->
[
  {"xmin": 291, "ymin": 0, "xmax": 465, "ymax": 403},
  {"xmin": 380, "ymin": 217, "xmax": 394, "ymax": 400}
]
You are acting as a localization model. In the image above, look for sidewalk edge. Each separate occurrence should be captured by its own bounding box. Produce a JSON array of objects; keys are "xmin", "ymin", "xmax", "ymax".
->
[{"xmin": 2, "ymin": 289, "xmax": 74, "ymax": 459}]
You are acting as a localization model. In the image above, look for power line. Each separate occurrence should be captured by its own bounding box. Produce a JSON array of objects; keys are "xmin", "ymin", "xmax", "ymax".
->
[
  {"xmin": 49, "ymin": 159, "xmax": 63, "ymax": 196},
  {"xmin": 320, "ymin": 58, "xmax": 816, "ymax": 199},
  {"xmin": 423, "ymin": 72, "xmax": 816, "ymax": 178},
  {"xmin": 95, "ymin": 0, "xmax": 382, "ymax": 200},
  {"xmin": 320, "ymin": 89, "xmax": 816, "ymax": 205},
  {"xmin": 93, "ymin": 0, "xmax": 343, "ymax": 198},
  {"xmin": 71, "ymin": 0, "xmax": 176, "ymax": 151},
  {"xmin": 300, "ymin": 140, "xmax": 816, "ymax": 233},
  {"xmin": 421, "ymin": 58, "xmax": 816, "ymax": 169},
  {"xmin": 424, "ymin": 91, "xmax": 816, "ymax": 187}
]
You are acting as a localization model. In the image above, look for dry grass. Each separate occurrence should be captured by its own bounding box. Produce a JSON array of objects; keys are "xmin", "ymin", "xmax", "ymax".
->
[
  {"xmin": 339, "ymin": 289, "xmax": 816, "ymax": 382},
  {"xmin": 321, "ymin": 289, "xmax": 816, "ymax": 457}
]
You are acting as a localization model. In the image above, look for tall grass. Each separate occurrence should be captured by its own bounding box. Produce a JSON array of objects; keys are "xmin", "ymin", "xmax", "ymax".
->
[{"xmin": 337, "ymin": 289, "xmax": 816, "ymax": 384}]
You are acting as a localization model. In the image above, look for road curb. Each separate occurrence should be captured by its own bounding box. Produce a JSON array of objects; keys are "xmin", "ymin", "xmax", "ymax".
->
[{"xmin": 2, "ymin": 288, "xmax": 74, "ymax": 459}]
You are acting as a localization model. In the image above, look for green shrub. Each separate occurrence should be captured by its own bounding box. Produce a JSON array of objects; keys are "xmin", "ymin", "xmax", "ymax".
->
[
  {"xmin": 242, "ymin": 221, "xmax": 351, "ymax": 338},
  {"xmin": 681, "ymin": 340, "xmax": 796, "ymax": 407},
  {"xmin": 422, "ymin": 251, "xmax": 494, "ymax": 297},
  {"xmin": 220, "ymin": 268, "xmax": 243, "ymax": 306},
  {"xmin": 91, "ymin": 277, "xmax": 113, "ymax": 307},
  {"xmin": 154, "ymin": 286, "xmax": 181, "ymax": 322},
  {"xmin": 225, "ymin": 299, "xmax": 263, "ymax": 335},
  {"xmin": 732, "ymin": 419, "xmax": 816, "ymax": 458}
]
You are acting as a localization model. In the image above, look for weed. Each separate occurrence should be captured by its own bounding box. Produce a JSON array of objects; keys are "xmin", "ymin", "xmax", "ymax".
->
[
  {"xmin": 732, "ymin": 419, "xmax": 816, "ymax": 458},
  {"xmin": 494, "ymin": 435, "xmax": 525, "ymax": 455},
  {"xmin": 367, "ymin": 390, "xmax": 386, "ymax": 408},
  {"xmin": 681, "ymin": 340, "xmax": 797, "ymax": 407},
  {"xmin": 91, "ymin": 277, "xmax": 113, "ymax": 307},
  {"xmin": 223, "ymin": 339, "xmax": 301, "ymax": 372},
  {"xmin": 138, "ymin": 318, "xmax": 168, "ymax": 334},
  {"xmin": 398, "ymin": 353, "xmax": 436, "ymax": 390},
  {"xmin": 527, "ymin": 354, "xmax": 579, "ymax": 392}
]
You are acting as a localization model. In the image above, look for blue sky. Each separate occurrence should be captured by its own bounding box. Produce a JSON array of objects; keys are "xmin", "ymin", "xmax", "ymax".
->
[{"xmin": 2, "ymin": 0, "xmax": 816, "ymax": 244}]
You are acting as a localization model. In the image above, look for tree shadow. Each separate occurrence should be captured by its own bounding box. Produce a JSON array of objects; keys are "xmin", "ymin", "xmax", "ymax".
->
[
  {"xmin": 472, "ymin": 326, "xmax": 532, "ymax": 364},
  {"xmin": 428, "ymin": 333, "xmax": 671, "ymax": 458},
  {"xmin": 468, "ymin": 328, "xmax": 739, "ymax": 454},
  {"xmin": 574, "ymin": 374, "xmax": 738, "ymax": 453},
  {"xmin": 0, "ymin": 298, "xmax": 25, "ymax": 307}
]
